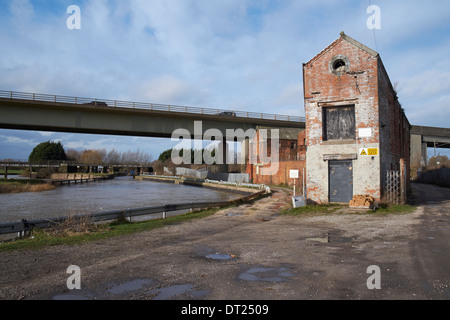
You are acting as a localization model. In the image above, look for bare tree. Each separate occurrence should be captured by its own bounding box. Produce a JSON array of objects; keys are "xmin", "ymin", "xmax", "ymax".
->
[
  {"xmin": 104, "ymin": 149, "xmax": 121, "ymax": 164},
  {"xmin": 66, "ymin": 149, "xmax": 81, "ymax": 162},
  {"xmin": 80, "ymin": 149, "xmax": 106, "ymax": 164}
]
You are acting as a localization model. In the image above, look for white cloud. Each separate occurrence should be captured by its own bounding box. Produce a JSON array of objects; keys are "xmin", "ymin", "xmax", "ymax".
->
[
  {"xmin": 38, "ymin": 132, "xmax": 54, "ymax": 137},
  {"xmin": 0, "ymin": 135, "xmax": 35, "ymax": 147},
  {"xmin": 138, "ymin": 75, "xmax": 210, "ymax": 106}
]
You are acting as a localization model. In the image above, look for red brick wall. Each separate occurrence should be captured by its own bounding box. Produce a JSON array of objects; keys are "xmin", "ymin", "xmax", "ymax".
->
[
  {"xmin": 246, "ymin": 131, "xmax": 306, "ymax": 186},
  {"xmin": 251, "ymin": 160, "xmax": 306, "ymax": 188},
  {"xmin": 303, "ymin": 34, "xmax": 411, "ymax": 203},
  {"xmin": 303, "ymin": 37, "xmax": 380, "ymax": 147}
]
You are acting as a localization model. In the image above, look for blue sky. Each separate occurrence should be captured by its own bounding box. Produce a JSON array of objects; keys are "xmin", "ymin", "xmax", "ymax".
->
[{"xmin": 0, "ymin": 0, "xmax": 449, "ymax": 160}]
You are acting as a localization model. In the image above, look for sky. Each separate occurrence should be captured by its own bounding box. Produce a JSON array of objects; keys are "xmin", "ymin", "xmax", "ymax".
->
[{"xmin": 0, "ymin": 0, "xmax": 449, "ymax": 161}]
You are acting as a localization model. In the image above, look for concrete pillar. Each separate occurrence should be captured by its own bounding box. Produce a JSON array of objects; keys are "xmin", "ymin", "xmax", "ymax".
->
[
  {"xmin": 400, "ymin": 158, "xmax": 406, "ymax": 204},
  {"xmin": 217, "ymin": 139, "xmax": 229, "ymax": 173},
  {"xmin": 3, "ymin": 166, "xmax": 7, "ymax": 179},
  {"xmin": 410, "ymin": 134, "xmax": 423, "ymax": 168},
  {"xmin": 422, "ymin": 142, "xmax": 428, "ymax": 166},
  {"xmin": 240, "ymin": 138, "xmax": 250, "ymax": 173}
]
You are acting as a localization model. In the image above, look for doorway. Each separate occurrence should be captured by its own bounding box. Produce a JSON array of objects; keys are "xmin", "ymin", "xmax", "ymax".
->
[{"xmin": 329, "ymin": 160, "xmax": 353, "ymax": 203}]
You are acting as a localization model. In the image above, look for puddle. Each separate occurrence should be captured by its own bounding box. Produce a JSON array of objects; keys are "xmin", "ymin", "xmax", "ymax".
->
[
  {"xmin": 238, "ymin": 267, "xmax": 294, "ymax": 282},
  {"xmin": 306, "ymin": 231, "xmax": 354, "ymax": 244},
  {"xmin": 150, "ymin": 284, "xmax": 194, "ymax": 300},
  {"xmin": 206, "ymin": 253, "xmax": 235, "ymax": 260},
  {"xmin": 226, "ymin": 212, "xmax": 243, "ymax": 217},
  {"xmin": 52, "ymin": 294, "xmax": 91, "ymax": 300},
  {"xmin": 107, "ymin": 279, "xmax": 155, "ymax": 295}
]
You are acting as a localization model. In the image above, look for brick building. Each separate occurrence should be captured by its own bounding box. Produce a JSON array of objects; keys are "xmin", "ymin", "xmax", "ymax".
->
[
  {"xmin": 303, "ymin": 32, "xmax": 410, "ymax": 204},
  {"xmin": 246, "ymin": 127, "xmax": 306, "ymax": 187}
]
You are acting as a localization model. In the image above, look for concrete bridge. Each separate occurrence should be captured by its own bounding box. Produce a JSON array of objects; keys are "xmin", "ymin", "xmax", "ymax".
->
[
  {"xmin": 0, "ymin": 160, "xmax": 152, "ymax": 179},
  {"xmin": 0, "ymin": 90, "xmax": 304, "ymax": 138},
  {"xmin": 410, "ymin": 125, "xmax": 450, "ymax": 167}
]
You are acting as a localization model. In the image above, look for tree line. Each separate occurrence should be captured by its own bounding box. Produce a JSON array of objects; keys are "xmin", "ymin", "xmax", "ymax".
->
[{"xmin": 28, "ymin": 141, "xmax": 153, "ymax": 165}]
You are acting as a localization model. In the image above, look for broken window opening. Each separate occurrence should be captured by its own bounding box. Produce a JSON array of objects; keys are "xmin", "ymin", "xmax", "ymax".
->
[
  {"xmin": 333, "ymin": 59, "xmax": 346, "ymax": 71},
  {"xmin": 323, "ymin": 105, "xmax": 356, "ymax": 141}
]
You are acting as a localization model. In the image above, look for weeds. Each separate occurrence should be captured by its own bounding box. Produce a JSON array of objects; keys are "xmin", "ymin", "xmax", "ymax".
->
[
  {"xmin": 282, "ymin": 203, "xmax": 417, "ymax": 216},
  {"xmin": 282, "ymin": 204, "xmax": 342, "ymax": 216},
  {"xmin": 0, "ymin": 179, "xmax": 56, "ymax": 194},
  {"xmin": 44, "ymin": 214, "xmax": 109, "ymax": 238},
  {"xmin": 0, "ymin": 207, "xmax": 221, "ymax": 252}
]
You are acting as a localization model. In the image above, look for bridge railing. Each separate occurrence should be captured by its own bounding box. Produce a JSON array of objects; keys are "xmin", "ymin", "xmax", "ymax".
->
[
  {"xmin": 0, "ymin": 160, "xmax": 154, "ymax": 168},
  {"xmin": 0, "ymin": 89, "xmax": 305, "ymax": 123}
]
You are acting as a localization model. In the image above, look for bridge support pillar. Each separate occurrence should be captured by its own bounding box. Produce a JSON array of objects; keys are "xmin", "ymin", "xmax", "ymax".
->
[
  {"xmin": 411, "ymin": 134, "xmax": 428, "ymax": 168},
  {"xmin": 217, "ymin": 140, "xmax": 229, "ymax": 173},
  {"xmin": 240, "ymin": 138, "xmax": 250, "ymax": 173}
]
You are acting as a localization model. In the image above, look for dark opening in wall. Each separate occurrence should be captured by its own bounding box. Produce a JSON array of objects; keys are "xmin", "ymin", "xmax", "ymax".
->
[
  {"xmin": 323, "ymin": 105, "xmax": 356, "ymax": 141},
  {"xmin": 330, "ymin": 55, "xmax": 349, "ymax": 74},
  {"xmin": 333, "ymin": 59, "xmax": 346, "ymax": 71}
]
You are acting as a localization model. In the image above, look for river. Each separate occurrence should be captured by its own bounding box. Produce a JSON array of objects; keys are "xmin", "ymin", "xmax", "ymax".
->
[{"xmin": 0, "ymin": 176, "xmax": 241, "ymax": 223}]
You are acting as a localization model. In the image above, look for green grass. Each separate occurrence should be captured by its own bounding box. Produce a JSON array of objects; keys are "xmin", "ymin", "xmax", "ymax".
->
[
  {"xmin": 0, "ymin": 208, "xmax": 221, "ymax": 253},
  {"xmin": 282, "ymin": 204, "xmax": 342, "ymax": 216},
  {"xmin": 282, "ymin": 203, "xmax": 417, "ymax": 216},
  {"xmin": 0, "ymin": 178, "xmax": 47, "ymax": 185},
  {"xmin": 0, "ymin": 170, "xmax": 24, "ymax": 175}
]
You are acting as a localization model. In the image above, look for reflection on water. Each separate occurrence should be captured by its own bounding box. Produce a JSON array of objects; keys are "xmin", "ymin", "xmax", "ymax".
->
[{"xmin": 0, "ymin": 176, "xmax": 239, "ymax": 223}]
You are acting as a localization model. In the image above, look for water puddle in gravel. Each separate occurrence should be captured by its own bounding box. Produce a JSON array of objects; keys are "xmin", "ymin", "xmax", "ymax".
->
[
  {"xmin": 226, "ymin": 212, "xmax": 244, "ymax": 217},
  {"xmin": 306, "ymin": 231, "xmax": 354, "ymax": 244},
  {"xmin": 206, "ymin": 253, "xmax": 234, "ymax": 260},
  {"xmin": 107, "ymin": 279, "xmax": 155, "ymax": 295},
  {"xmin": 52, "ymin": 294, "xmax": 91, "ymax": 300},
  {"xmin": 149, "ymin": 284, "xmax": 193, "ymax": 300},
  {"xmin": 238, "ymin": 267, "xmax": 294, "ymax": 282}
]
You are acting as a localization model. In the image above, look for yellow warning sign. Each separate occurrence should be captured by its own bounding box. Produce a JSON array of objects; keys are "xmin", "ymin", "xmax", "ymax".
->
[{"xmin": 360, "ymin": 148, "xmax": 379, "ymax": 156}]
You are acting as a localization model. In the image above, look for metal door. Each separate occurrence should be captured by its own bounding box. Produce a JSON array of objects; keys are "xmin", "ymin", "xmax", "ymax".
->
[{"xmin": 329, "ymin": 160, "xmax": 353, "ymax": 203}]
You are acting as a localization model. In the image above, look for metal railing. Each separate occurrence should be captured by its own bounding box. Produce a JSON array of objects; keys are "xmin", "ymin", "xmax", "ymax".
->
[
  {"xmin": 0, "ymin": 189, "xmax": 266, "ymax": 236},
  {"xmin": 0, "ymin": 89, "xmax": 305, "ymax": 123},
  {"xmin": 0, "ymin": 160, "xmax": 153, "ymax": 168}
]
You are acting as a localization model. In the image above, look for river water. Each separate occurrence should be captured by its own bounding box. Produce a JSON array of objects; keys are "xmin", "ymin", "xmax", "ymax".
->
[{"xmin": 0, "ymin": 176, "xmax": 241, "ymax": 223}]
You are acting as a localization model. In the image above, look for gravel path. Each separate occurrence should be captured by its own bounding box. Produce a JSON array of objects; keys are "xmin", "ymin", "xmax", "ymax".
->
[{"xmin": 0, "ymin": 183, "xmax": 448, "ymax": 300}]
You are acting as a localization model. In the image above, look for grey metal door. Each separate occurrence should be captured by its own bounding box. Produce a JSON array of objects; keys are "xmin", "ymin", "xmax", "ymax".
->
[{"xmin": 329, "ymin": 160, "xmax": 353, "ymax": 203}]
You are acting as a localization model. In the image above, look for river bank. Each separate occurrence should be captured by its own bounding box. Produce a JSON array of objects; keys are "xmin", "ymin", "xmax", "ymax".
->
[
  {"xmin": 0, "ymin": 179, "xmax": 55, "ymax": 194},
  {"xmin": 135, "ymin": 175, "xmax": 269, "ymax": 195},
  {"xmin": 0, "ymin": 176, "xmax": 244, "ymax": 224}
]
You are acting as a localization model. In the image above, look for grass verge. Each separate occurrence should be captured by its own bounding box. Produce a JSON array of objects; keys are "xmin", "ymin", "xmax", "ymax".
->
[
  {"xmin": 0, "ymin": 207, "xmax": 221, "ymax": 253},
  {"xmin": 282, "ymin": 204, "xmax": 342, "ymax": 216},
  {"xmin": 282, "ymin": 203, "xmax": 417, "ymax": 216},
  {"xmin": 0, "ymin": 179, "xmax": 56, "ymax": 194}
]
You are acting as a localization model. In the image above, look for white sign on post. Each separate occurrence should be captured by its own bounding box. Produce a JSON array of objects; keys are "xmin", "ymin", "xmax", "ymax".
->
[
  {"xmin": 290, "ymin": 170, "xmax": 299, "ymax": 198},
  {"xmin": 290, "ymin": 170, "xmax": 299, "ymax": 179}
]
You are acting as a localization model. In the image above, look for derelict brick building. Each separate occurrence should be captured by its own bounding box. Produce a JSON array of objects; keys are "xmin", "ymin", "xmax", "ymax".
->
[{"xmin": 303, "ymin": 32, "xmax": 410, "ymax": 204}]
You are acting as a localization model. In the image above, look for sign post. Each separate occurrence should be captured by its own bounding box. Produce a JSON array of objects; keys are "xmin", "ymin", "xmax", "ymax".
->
[{"xmin": 290, "ymin": 170, "xmax": 299, "ymax": 197}]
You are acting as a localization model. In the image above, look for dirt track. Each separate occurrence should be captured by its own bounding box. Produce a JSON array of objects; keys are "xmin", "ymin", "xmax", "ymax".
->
[{"xmin": 0, "ymin": 183, "xmax": 448, "ymax": 300}]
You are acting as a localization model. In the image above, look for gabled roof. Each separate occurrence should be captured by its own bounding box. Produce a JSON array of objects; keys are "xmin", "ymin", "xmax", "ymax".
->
[{"xmin": 305, "ymin": 32, "xmax": 379, "ymax": 66}]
